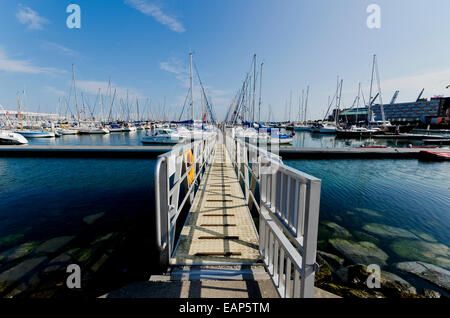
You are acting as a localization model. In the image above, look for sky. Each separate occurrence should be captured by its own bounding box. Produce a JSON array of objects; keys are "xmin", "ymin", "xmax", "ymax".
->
[{"xmin": 0, "ymin": 0, "xmax": 449, "ymax": 121}]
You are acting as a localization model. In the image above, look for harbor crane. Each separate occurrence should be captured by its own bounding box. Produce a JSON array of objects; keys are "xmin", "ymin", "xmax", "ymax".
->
[
  {"xmin": 390, "ymin": 90, "xmax": 399, "ymax": 104},
  {"xmin": 416, "ymin": 88, "xmax": 425, "ymax": 101}
]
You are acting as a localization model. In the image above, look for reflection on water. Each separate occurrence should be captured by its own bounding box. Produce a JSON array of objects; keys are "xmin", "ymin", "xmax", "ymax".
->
[
  {"xmin": 23, "ymin": 130, "xmax": 449, "ymax": 149},
  {"xmin": 290, "ymin": 131, "xmax": 449, "ymax": 148}
]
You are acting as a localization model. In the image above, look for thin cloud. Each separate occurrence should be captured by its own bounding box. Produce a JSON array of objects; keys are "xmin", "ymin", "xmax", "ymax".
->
[
  {"xmin": 77, "ymin": 80, "xmax": 145, "ymax": 100},
  {"xmin": 125, "ymin": 0, "xmax": 185, "ymax": 33},
  {"xmin": 45, "ymin": 86, "xmax": 66, "ymax": 96},
  {"xmin": 0, "ymin": 47, "xmax": 65, "ymax": 75},
  {"xmin": 41, "ymin": 41, "xmax": 78, "ymax": 57},
  {"xmin": 16, "ymin": 4, "xmax": 50, "ymax": 30},
  {"xmin": 160, "ymin": 57, "xmax": 189, "ymax": 86}
]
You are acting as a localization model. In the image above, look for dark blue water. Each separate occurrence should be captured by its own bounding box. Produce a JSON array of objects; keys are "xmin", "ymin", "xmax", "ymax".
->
[{"xmin": 0, "ymin": 157, "xmax": 158, "ymax": 297}]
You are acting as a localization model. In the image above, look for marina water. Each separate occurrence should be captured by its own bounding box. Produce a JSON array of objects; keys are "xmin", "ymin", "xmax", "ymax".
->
[{"xmin": 0, "ymin": 131, "xmax": 448, "ymax": 296}]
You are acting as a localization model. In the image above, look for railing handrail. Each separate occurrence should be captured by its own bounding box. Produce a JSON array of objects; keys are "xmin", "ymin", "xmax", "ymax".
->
[
  {"xmin": 224, "ymin": 128, "xmax": 321, "ymax": 298},
  {"xmin": 154, "ymin": 131, "xmax": 218, "ymax": 259}
]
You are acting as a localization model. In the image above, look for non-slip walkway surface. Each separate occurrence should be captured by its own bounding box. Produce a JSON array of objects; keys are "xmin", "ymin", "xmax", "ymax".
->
[{"xmin": 171, "ymin": 144, "xmax": 260, "ymax": 265}]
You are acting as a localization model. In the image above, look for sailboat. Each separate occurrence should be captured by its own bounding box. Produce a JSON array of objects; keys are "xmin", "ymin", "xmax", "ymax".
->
[
  {"xmin": 13, "ymin": 93, "xmax": 55, "ymax": 138},
  {"xmin": 293, "ymin": 86, "xmax": 312, "ymax": 131}
]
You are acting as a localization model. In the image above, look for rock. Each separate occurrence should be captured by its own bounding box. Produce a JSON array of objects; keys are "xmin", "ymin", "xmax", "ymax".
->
[
  {"xmin": 353, "ymin": 231, "xmax": 379, "ymax": 244},
  {"xmin": 83, "ymin": 212, "xmax": 105, "ymax": 225},
  {"xmin": 314, "ymin": 254, "xmax": 333, "ymax": 286},
  {"xmin": 91, "ymin": 253, "xmax": 110, "ymax": 272},
  {"xmin": 0, "ymin": 242, "xmax": 39, "ymax": 263},
  {"xmin": 390, "ymin": 240, "xmax": 449, "ymax": 269},
  {"xmin": 380, "ymin": 271, "xmax": 417, "ymax": 296},
  {"xmin": 354, "ymin": 208, "xmax": 382, "ymax": 218},
  {"xmin": 329, "ymin": 238, "xmax": 389, "ymax": 266},
  {"xmin": 34, "ymin": 236, "xmax": 75, "ymax": 254},
  {"xmin": 43, "ymin": 253, "xmax": 73, "ymax": 274},
  {"xmin": 68, "ymin": 248, "xmax": 96, "ymax": 264},
  {"xmin": 321, "ymin": 282, "xmax": 383, "ymax": 298},
  {"xmin": 395, "ymin": 261, "xmax": 450, "ymax": 291},
  {"xmin": 335, "ymin": 264, "xmax": 371, "ymax": 287},
  {"xmin": 322, "ymin": 222, "xmax": 352, "ymax": 238},
  {"xmin": 410, "ymin": 230, "xmax": 437, "ymax": 243},
  {"xmin": 0, "ymin": 234, "xmax": 25, "ymax": 249},
  {"xmin": 0, "ymin": 257, "xmax": 47, "ymax": 293},
  {"xmin": 423, "ymin": 288, "xmax": 441, "ymax": 298},
  {"xmin": 91, "ymin": 232, "xmax": 117, "ymax": 246},
  {"xmin": 363, "ymin": 223, "xmax": 417, "ymax": 240},
  {"xmin": 317, "ymin": 251, "xmax": 344, "ymax": 271}
]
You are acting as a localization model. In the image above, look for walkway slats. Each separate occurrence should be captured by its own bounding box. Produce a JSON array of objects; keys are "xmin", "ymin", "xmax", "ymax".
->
[{"xmin": 171, "ymin": 144, "xmax": 260, "ymax": 265}]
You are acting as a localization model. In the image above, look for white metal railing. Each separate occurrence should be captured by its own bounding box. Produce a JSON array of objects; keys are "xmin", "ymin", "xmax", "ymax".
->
[
  {"xmin": 154, "ymin": 131, "xmax": 217, "ymax": 268},
  {"xmin": 225, "ymin": 128, "xmax": 321, "ymax": 298}
]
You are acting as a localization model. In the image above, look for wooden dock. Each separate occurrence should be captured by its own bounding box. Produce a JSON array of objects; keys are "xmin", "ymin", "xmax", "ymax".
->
[{"xmin": 171, "ymin": 144, "xmax": 260, "ymax": 265}]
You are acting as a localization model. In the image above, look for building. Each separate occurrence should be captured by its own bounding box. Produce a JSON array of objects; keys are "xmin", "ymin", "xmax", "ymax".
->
[{"xmin": 333, "ymin": 97, "xmax": 450, "ymax": 127}]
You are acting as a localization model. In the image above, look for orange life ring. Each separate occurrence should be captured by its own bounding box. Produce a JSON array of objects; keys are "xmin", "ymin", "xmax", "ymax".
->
[{"xmin": 185, "ymin": 150, "xmax": 195, "ymax": 185}]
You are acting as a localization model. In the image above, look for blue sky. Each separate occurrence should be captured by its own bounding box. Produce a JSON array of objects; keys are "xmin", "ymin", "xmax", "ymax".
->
[{"xmin": 0, "ymin": 0, "xmax": 449, "ymax": 121}]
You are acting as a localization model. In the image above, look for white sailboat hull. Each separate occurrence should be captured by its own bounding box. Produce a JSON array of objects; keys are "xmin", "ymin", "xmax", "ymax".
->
[
  {"xmin": 14, "ymin": 130, "xmax": 55, "ymax": 138},
  {"xmin": 141, "ymin": 136, "xmax": 184, "ymax": 144},
  {"xmin": 0, "ymin": 131, "xmax": 28, "ymax": 145}
]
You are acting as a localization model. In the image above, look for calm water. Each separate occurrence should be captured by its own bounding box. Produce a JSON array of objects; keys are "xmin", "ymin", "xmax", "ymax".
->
[
  {"xmin": 290, "ymin": 131, "xmax": 450, "ymax": 148},
  {"xmin": 285, "ymin": 159, "xmax": 450, "ymax": 294},
  {"xmin": 0, "ymin": 131, "xmax": 449, "ymax": 297},
  {"xmin": 0, "ymin": 157, "xmax": 158, "ymax": 297},
  {"xmin": 22, "ymin": 130, "xmax": 450, "ymax": 149}
]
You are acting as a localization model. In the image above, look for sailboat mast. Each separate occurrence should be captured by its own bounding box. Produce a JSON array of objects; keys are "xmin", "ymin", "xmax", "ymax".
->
[
  {"xmin": 189, "ymin": 53, "xmax": 194, "ymax": 123},
  {"xmin": 72, "ymin": 64, "xmax": 80, "ymax": 125},
  {"xmin": 252, "ymin": 54, "xmax": 256, "ymax": 123},
  {"xmin": 337, "ymin": 79, "xmax": 343, "ymax": 126},
  {"xmin": 368, "ymin": 54, "xmax": 376, "ymax": 122},
  {"xmin": 258, "ymin": 62, "xmax": 263, "ymax": 123},
  {"xmin": 305, "ymin": 85, "xmax": 309, "ymax": 124}
]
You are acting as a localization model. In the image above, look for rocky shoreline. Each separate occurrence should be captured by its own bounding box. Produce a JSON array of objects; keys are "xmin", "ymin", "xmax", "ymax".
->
[{"xmin": 313, "ymin": 221, "xmax": 450, "ymax": 298}]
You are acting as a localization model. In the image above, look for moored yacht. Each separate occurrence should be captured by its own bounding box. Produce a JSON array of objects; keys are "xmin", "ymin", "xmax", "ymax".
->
[
  {"xmin": 0, "ymin": 130, "xmax": 28, "ymax": 145},
  {"xmin": 141, "ymin": 128, "xmax": 184, "ymax": 144}
]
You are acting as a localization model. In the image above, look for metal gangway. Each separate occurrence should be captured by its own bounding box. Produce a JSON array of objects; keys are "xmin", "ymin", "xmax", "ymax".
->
[{"xmin": 154, "ymin": 128, "xmax": 321, "ymax": 297}]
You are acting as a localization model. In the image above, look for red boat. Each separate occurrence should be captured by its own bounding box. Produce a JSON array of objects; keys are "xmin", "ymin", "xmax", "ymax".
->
[{"xmin": 419, "ymin": 151, "xmax": 450, "ymax": 161}]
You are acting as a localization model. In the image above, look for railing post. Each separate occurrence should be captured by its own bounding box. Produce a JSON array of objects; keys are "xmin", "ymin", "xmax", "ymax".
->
[
  {"xmin": 300, "ymin": 179, "xmax": 321, "ymax": 298},
  {"xmin": 155, "ymin": 157, "xmax": 170, "ymax": 271}
]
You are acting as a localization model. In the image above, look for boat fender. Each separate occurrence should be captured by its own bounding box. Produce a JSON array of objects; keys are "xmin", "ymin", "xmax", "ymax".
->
[{"xmin": 185, "ymin": 150, "xmax": 195, "ymax": 185}]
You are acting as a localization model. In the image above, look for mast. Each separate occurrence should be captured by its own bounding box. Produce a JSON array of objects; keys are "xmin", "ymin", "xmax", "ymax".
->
[
  {"xmin": 368, "ymin": 54, "xmax": 376, "ymax": 122},
  {"xmin": 72, "ymin": 64, "xmax": 80, "ymax": 125},
  {"xmin": 258, "ymin": 62, "xmax": 263, "ymax": 123},
  {"xmin": 17, "ymin": 93, "xmax": 23, "ymax": 129},
  {"xmin": 289, "ymin": 91, "xmax": 292, "ymax": 122},
  {"xmin": 374, "ymin": 56, "xmax": 386, "ymax": 124},
  {"xmin": 136, "ymin": 98, "xmax": 140, "ymax": 122},
  {"xmin": 304, "ymin": 85, "xmax": 309, "ymax": 124},
  {"xmin": 336, "ymin": 79, "xmax": 343, "ymax": 126},
  {"xmin": 189, "ymin": 53, "xmax": 194, "ymax": 123},
  {"xmin": 356, "ymin": 82, "xmax": 361, "ymax": 123},
  {"xmin": 252, "ymin": 54, "xmax": 256, "ymax": 122}
]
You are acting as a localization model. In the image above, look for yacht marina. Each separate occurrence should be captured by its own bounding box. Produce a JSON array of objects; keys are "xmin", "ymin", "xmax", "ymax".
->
[{"xmin": 1, "ymin": 0, "xmax": 449, "ymax": 303}]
